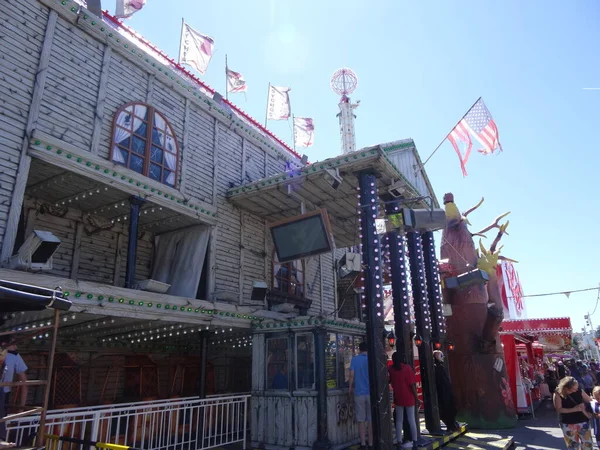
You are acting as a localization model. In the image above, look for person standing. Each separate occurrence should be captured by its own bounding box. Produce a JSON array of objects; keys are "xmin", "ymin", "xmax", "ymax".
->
[
  {"xmin": 553, "ymin": 376, "xmax": 593, "ymax": 449},
  {"xmin": 557, "ymin": 360, "xmax": 568, "ymax": 380},
  {"xmin": 349, "ymin": 342, "xmax": 372, "ymax": 450},
  {"xmin": 432, "ymin": 350, "xmax": 460, "ymax": 432},
  {"xmin": 0, "ymin": 336, "xmax": 28, "ymax": 444},
  {"xmin": 388, "ymin": 352, "xmax": 419, "ymax": 449}
]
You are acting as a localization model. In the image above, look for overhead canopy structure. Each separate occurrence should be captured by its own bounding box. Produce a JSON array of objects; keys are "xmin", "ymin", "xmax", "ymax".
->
[
  {"xmin": 226, "ymin": 145, "xmax": 437, "ymax": 248},
  {"xmin": 0, "ymin": 279, "xmax": 71, "ymax": 313},
  {"xmin": 501, "ymin": 317, "xmax": 573, "ymax": 352}
]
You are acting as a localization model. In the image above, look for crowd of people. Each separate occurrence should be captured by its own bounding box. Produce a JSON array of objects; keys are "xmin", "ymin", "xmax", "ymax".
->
[{"xmin": 552, "ymin": 358, "xmax": 600, "ymax": 449}]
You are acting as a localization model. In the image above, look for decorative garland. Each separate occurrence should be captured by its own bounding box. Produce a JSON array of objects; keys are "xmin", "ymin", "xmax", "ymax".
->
[
  {"xmin": 53, "ymin": 0, "xmax": 301, "ymax": 167},
  {"xmin": 59, "ymin": 290, "xmax": 365, "ymax": 331},
  {"xmin": 31, "ymin": 139, "xmax": 217, "ymax": 218}
]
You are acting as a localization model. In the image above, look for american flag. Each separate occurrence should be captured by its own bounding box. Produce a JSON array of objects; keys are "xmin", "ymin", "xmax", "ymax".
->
[{"xmin": 447, "ymin": 98, "xmax": 502, "ymax": 176}]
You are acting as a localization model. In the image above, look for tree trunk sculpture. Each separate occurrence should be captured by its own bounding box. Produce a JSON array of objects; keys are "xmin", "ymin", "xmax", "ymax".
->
[{"xmin": 439, "ymin": 193, "xmax": 517, "ymax": 429}]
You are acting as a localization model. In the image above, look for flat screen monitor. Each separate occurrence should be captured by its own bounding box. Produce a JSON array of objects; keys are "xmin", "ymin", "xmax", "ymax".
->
[{"xmin": 269, "ymin": 209, "xmax": 334, "ymax": 263}]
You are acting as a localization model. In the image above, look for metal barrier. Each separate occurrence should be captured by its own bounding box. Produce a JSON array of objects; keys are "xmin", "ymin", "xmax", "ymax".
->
[
  {"xmin": 8, "ymin": 394, "xmax": 250, "ymax": 450},
  {"xmin": 45, "ymin": 434, "xmax": 143, "ymax": 450}
]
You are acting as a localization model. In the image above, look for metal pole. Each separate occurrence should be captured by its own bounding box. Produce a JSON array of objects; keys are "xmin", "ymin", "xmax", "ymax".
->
[
  {"xmin": 265, "ymin": 83, "xmax": 271, "ymax": 127},
  {"xmin": 421, "ymin": 231, "xmax": 446, "ymax": 346},
  {"xmin": 313, "ymin": 328, "xmax": 331, "ymax": 450},
  {"xmin": 124, "ymin": 196, "xmax": 145, "ymax": 288},
  {"xmin": 382, "ymin": 199, "xmax": 412, "ymax": 365},
  {"xmin": 225, "ymin": 54, "xmax": 228, "ymax": 101},
  {"xmin": 36, "ymin": 308, "xmax": 60, "ymax": 446},
  {"xmin": 358, "ymin": 171, "xmax": 393, "ymax": 450},
  {"xmin": 406, "ymin": 231, "xmax": 441, "ymax": 435}
]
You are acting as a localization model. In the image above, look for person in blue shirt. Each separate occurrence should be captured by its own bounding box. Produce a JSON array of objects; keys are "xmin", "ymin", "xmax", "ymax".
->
[
  {"xmin": 349, "ymin": 342, "xmax": 372, "ymax": 450},
  {"xmin": 272, "ymin": 365, "xmax": 289, "ymax": 390},
  {"xmin": 0, "ymin": 335, "xmax": 28, "ymax": 444}
]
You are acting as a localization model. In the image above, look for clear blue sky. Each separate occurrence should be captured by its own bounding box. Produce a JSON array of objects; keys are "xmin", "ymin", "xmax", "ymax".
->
[{"xmin": 103, "ymin": 0, "xmax": 600, "ymax": 332}]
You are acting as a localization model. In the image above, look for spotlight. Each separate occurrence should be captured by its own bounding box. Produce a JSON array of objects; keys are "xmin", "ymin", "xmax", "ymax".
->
[
  {"xmin": 447, "ymin": 342, "xmax": 455, "ymax": 351},
  {"xmin": 414, "ymin": 336, "xmax": 423, "ymax": 347},
  {"xmin": 9, "ymin": 230, "xmax": 62, "ymax": 271}
]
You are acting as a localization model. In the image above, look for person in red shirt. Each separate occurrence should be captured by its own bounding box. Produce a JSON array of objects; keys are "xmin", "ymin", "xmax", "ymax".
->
[{"xmin": 388, "ymin": 352, "xmax": 420, "ymax": 449}]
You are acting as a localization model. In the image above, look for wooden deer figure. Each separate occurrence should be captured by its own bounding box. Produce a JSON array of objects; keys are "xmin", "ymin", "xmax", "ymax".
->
[{"xmin": 440, "ymin": 193, "xmax": 516, "ymax": 429}]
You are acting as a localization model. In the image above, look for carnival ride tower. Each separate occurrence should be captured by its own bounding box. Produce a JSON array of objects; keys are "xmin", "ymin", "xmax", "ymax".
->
[{"xmin": 331, "ymin": 68, "xmax": 359, "ymax": 155}]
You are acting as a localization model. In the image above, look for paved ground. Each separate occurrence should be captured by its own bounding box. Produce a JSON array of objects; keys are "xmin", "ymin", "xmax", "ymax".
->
[
  {"xmin": 509, "ymin": 401, "xmax": 566, "ymax": 450},
  {"xmin": 468, "ymin": 400, "xmax": 566, "ymax": 450}
]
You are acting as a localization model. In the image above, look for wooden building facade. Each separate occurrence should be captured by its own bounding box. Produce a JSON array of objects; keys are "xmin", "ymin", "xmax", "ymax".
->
[{"xmin": 0, "ymin": 1, "xmax": 438, "ymax": 449}]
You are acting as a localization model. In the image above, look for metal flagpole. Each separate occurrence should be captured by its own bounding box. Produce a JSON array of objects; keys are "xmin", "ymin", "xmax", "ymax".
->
[
  {"xmin": 177, "ymin": 18, "xmax": 185, "ymax": 65},
  {"xmin": 417, "ymin": 96, "xmax": 482, "ymax": 171},
  {"xmin": 225, "ymin": 54, "xmax": 228, "ymax": 101},
  {"xmin": 292, "ymin": 114, "xmax": 296, "ymax": 152},
  {"xmin": 265, "ymin": 83, "xmax": 271, "ymax": 127}
]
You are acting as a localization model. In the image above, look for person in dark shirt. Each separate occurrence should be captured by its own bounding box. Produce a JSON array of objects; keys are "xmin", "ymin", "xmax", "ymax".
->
[
  {"xmin": 557, "ymin": 360, "xmax": 568, "ymax": 380},
  {"xmin": 553, "ymin": 376, "xmax": 593, "ymax": 449}
]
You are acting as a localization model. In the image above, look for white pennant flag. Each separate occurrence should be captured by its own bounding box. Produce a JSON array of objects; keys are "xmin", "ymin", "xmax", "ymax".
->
[
  {"xmin": 267, "ymin": 86, "xmax": 291, "ymax": 121},
  {"xmin": 179, "ymin": 21, "xmax": 214, "ymax": 75},
  {"xmin": 115, "ymin": 0, "xmax": 146, "ymax": 18},
  {"xmin": 226, "ymin": 68, "xmax": 247, "ymax": 93},
  {"xmin": 293, "ymin": 117, "xmax": 314, "ymax": 148}
]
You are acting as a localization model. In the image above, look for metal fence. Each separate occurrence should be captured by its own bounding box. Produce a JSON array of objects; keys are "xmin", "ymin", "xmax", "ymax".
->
[{"xmin": 7, "ymin": 394, "xmax": 250, "ymax": 450}]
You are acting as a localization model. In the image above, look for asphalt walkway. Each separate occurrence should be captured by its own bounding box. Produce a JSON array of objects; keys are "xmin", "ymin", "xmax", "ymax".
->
[{"xmin": 509, "ymin": 401, "xmax": 568, "ymax": 450}]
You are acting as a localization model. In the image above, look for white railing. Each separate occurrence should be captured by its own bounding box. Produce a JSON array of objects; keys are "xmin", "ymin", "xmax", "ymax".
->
[{"xmin": 7, "ymin": 394, "xmax": 250, "ymax": 449}]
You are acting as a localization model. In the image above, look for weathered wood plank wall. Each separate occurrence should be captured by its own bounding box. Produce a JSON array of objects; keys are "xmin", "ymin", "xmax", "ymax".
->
[
  {"xmin": 0, "ymin": 0, "xmax": 48, "ymax": 255},
  {"xmin": 1, "ymin": 0, "xmax": 340, "ymax": 315},
  {"xmin": 22, "ymin": 197, "xmax": 153, "ymax": 285}
]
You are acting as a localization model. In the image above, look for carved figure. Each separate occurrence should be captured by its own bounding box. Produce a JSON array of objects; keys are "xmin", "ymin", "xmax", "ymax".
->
[{"xmin": 440, "ymin": 193, "xmax": 517, "ymax": 429}]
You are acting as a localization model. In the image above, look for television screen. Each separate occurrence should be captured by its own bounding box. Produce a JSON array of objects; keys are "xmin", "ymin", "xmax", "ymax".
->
[{"xmin": 269, "ymin": 209, "xmax": 333, "ymax": 263}]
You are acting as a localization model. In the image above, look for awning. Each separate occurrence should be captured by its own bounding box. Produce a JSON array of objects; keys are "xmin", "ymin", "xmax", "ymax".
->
[
  {"xmin": 0, "ymin": 279, "xmax": 71, "ymax": 313},
  {"xmin": 501, "ymin": 317, "xmax": 572, "ymax": 336},
  {"xmin": 501, "ymin": 317, "xmax": 572, "ymax": 352},
  {"xmin": 226, "ymin": 146, "xmax": 432, "ymax": 248}
]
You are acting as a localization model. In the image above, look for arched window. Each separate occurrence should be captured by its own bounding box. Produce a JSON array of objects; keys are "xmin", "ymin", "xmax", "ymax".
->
[{"xmin": 110, "ymin": 102, "xmax": 179, "ymax": 188}]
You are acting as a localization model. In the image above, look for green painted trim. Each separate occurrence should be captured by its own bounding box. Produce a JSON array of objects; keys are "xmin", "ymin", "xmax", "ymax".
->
[{"xmin": 31, "ymin": 139, "xmax": 217, "ymax": 217}]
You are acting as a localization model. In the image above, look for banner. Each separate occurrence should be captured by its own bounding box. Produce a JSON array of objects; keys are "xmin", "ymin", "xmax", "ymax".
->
[
  {"xmin": 293, "ymin": 117, "xmax": 314, "ymax": 148},
  {"xmin": 226, "ymin": 68, "xmax": 247, "ymax": 93},
  {"xmin": 179, "ymin": 22, "xmax": 214, "ymax": 75},
  {"xmin": 267, "ymin": 86, "xmax": 291, "ymax": 121},
  {"xmin": 115, "ymin": 0, "xmax": 146, "ymax": 18}
]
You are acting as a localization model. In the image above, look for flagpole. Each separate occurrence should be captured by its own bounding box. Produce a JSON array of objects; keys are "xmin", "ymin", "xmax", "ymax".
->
[
  {"xmin": 265, "ymin": 83, "xmax": 271, "ymax": 127},
  {"xmin": 418, "ymin": 96, "xmax": 482, "ymax": 170},
  {"xmin": 292, "ymin": 114, "xmax": 296, "ymax": 152},
  {"xmin": 225, "ymin": 54, "xmax": 228, "ymax": 101},
  {"xmin": 177, "ymin": 17, "xmax": 184, "ymax": 65}
]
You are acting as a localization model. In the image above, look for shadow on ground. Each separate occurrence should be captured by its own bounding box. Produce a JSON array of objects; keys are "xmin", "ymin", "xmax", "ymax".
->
[{"xmin": 476, "ymin": 400, "xmax": 566, "ymax": 450}]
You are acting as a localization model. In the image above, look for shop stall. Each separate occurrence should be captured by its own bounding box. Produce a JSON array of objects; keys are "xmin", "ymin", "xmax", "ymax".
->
[{"xmin": 501, "ymin": 318, "xmax": 572, "ymax": 417}]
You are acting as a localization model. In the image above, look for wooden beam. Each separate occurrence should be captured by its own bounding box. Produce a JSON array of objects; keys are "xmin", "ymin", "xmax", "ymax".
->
[
  {"xmin": 146, "ymin": 73, "xmax": 155, "ymax": 105},
  {"xmin": 70, "ymin": 222, "xmax": 84, "ymax": 279},
  {"xmin": 1, "ymin": 10, "xmax": 58, "ymax": 264},
  {"xmin": 241, "ymin": 138, "xmax": 247, "ymax": 184},
  {"xmin": 179, "ymin": 98, "xmax": 191, "ymax": 194},
  {"xmin": 24, "ymin": 207, "xmax": 37, "ymax": 239},
  {"xmin": 113, "ymin": 232, "xmax": 125, "ymax": 286},
  {"xmin": 90, "ymin": 46, "xmax": 112, "ymax": 156},
  {"xmin": 211, "ymin": 119, "xmax": 220, "ymax": 206},
  {"xmin": 239, "ymin": 212, "xmax": 245, "ymax": 304}
]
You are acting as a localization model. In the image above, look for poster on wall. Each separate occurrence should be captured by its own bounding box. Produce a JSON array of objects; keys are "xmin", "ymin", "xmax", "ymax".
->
[{"xmin": 537, "ymin": 334, "xmax": 572, "ymax": 352}]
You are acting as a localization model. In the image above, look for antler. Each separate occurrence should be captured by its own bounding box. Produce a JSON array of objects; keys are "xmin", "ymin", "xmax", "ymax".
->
[
  {"xmin": 474, "ymin": 211, "xmax": 510, "ymax": 236},
  {"xmin": 490, "ymin": 221, "xmax": 509, "ymax": 254},
  {"xmin": 463, "ymin": 197, "xmax": 484, "ymax": 217}
]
